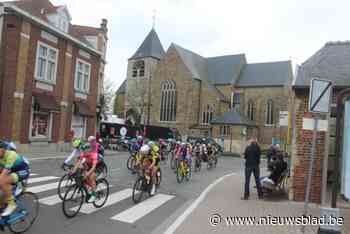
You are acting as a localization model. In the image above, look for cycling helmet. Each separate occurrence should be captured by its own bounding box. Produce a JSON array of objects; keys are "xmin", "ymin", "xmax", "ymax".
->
[
  {"xmin": 148, "ymin": 141, "xmax": 155, "ymax": 147},
  {"xmin": 140, "ymin": 144, "xmax": 150, "ymax": 155},
  {"xmin": 88, "ymin": 136, "xmax": 96, "ymax": 142},
  {"xmin": 80, "ymin": 143, "xmax": 91, "ymax": 152},
  {"xmin": 72, "ymin": 138, "xmax": 82, "ymax": 148},
  {"xmin": 7, "ymin": 142, "xmax": 16, "ymax": 151},
  {"xmin": 137, "ymin": 136, "xmax": 143, "ymax": 141},
  {"xmin": 98, "ymin": 138, "xmax": 103, "ymax": 144}
]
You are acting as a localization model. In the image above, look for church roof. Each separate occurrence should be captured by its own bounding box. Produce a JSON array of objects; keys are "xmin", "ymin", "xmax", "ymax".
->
[
  {"xmin": 116, "ymin": 80, "xmax": 126, "ymax": 94},
  {"xmin": 236, "ymin": 61, "xmax": 292, "ymax": 87},
  {"xmin": 130, "ymin": 29, "xmax": 165, "ymax": 60},
  {"xmin": 211, "ymin": 109, "xmax": 256, "ymax": 126},
  {"xmin": 207, "ymin": 54, "xmax": 246, "ymax": 85},
  {"xmin": 294, "ymin": 41, "xmax": 350, "ymax": 88}
]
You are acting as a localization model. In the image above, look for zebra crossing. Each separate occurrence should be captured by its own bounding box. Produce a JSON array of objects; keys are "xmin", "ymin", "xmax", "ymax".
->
[{"xmin": 28, "ymin": 173, "xmax": 175, "ymax": 224}]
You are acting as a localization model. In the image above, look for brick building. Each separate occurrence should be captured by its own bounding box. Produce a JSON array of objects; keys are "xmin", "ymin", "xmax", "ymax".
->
[
  {"xmin": 0, "ymin": 0, "xmax": 108, "ymax": 153},
  {"xmin": 118, "ymin": 29, "xmax": 293, "ymax": 152},
  {"xmin": 290, "ymin": 41, "xmax": 350, "ymax": 203}
]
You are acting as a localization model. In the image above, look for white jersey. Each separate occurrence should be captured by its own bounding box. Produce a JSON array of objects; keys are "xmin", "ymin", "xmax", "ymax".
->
[{"xmin": 64, "ymin": 148, "xmax": 80, "ymax": 164}]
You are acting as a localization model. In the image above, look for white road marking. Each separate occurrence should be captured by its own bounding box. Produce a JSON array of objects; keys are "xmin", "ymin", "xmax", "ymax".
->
[
  {"xmin": 77, "ymin": 188, "xmax": 135, "ymax": 214},
  {"xmin": 111, "ymin": 194, "xmax": 175, "ymax": 223},
  {"xmin": 40, "ymin": 185, "xmax": 113, "ymax": 206},
  {"xmin": 27, "ymin": 181, "xmax": 61, "ymax": 193},
  {"xmin": 30, "ymin": 173, "xmax": 39, "ymax": 176},
  {"xmin": 28, "ymin": 176, "xmax": 58, "ymax": 184},
  {"xmin": 163, "ymin": 172, "xmax": 236, "ymax": 234},
  {"xmin": 39, "ymin": 193, "xmax": 65, "ymax": 205}
]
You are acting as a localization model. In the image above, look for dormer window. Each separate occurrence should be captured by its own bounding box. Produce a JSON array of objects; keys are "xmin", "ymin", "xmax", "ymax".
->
[{"xmin": 58, "ymin": 16, "xmax": 68, "ymax": 33}]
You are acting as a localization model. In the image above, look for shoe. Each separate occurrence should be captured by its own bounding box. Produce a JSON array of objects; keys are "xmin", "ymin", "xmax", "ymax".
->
[
  {"xmin": 87, "ymin": 192, "xmax": 96, "ymax": 203},
  {"xmin": 241, "ymin": 197, "xmax": 249, "ymax": 200},
  {"xmin": 1, "ymin": 202, "xmax": 16, "ymax": 216},
  {"xmin": 150, "ymin": 184, "xmax": 156, "ymax": 196}
]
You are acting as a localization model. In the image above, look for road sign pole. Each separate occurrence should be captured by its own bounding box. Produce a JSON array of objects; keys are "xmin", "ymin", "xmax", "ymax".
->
[{"xmin": 301, "ymin": 117, "xmax": 318, "ymax": 234}]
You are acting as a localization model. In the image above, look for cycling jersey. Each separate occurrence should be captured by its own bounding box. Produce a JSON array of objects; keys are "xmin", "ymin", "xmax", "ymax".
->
[
  {"xmin": 149, "ymin": 145, "xmax": 160, "ymax": 167},
  {"xmin": 80, "ymin": 152, "xmax": 98, "ymax": 168},
  {"xmin": 0, "ymin": 150, "xmax": 29, "ymax": 182}
]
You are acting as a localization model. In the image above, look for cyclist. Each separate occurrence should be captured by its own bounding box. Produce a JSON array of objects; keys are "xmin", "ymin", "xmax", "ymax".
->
[
  {"xmin": 70, "ymin": 143, "xmax": 98, "ymax": 203},
  {"xmin": 0, "ymin": 142, "xmax": 30, "ymax": 216},
  {"xmin": 62, "ymin": 138, "xmax": 84, "ymax": 168},
  {"xmin": 147, "ymin": 141, "xmax": 160, "ymax": 195}
]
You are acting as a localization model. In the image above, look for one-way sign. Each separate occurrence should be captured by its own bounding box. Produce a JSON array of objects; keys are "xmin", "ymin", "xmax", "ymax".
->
[{"xmin": 309, "ymin": 78, "xmax": 332, "ymax": 113}]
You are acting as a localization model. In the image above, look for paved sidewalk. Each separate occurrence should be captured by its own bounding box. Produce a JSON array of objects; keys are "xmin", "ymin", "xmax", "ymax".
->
[{"xmin": 173, "ymin": 172, "xmax": 350, "ymax": 234}]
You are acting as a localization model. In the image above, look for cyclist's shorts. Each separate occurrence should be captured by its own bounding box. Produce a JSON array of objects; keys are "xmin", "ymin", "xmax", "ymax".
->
[{"xmin": 11, "ymin": 169, "xmax": 30, "ymax": 183}]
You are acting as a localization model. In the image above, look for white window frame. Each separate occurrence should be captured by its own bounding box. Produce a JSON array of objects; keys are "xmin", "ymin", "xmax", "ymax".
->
[
  {"xmin": 71, "ymin": 114, "xmax": 87, "ymax": 139},
  {"xmin": 34, "ymin": 41, "xmax": 59, "ymax": 84},
  {"xmin": 28, "ymin": 105, "xmax": 53, "ymax": 141},
  {"xmin": 74, "ymin": 58, "xmax": 91, "ymax": 93}
]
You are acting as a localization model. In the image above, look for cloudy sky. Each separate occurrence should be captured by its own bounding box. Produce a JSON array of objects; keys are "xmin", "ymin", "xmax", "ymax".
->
[{"xmin": 50, "ymin": 0, "xmax": 350, "ymax": 90}]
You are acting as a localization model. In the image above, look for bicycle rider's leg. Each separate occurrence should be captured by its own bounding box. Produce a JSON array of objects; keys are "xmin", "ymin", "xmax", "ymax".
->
[{"xmin": 0, "ymin": 173, "xmax": 17, "ymax": 216}]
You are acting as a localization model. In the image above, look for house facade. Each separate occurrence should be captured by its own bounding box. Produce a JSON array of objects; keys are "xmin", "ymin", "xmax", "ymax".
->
[
  {"xmin": 290, "ymin": 41, "xmax": 350, "ymax": 204},
  {"xmin": 0, "ymin": 0, "xmax": 108, "ymax": 153},
  {"xmin": 120, "ymin": 29, "xmax": 293, "ymax": 151}
]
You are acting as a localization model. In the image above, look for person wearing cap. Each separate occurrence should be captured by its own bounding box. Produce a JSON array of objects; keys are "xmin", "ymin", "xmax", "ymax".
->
[{"xmin": 0, "ymin": 142, "xmax": 30, "ymax": 216}]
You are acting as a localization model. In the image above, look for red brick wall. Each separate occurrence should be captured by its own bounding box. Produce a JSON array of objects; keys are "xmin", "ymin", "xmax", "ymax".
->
[
  {"xmin": 292, "ymin": 92, "xmax": 326, "ymax": 203},
  {"xmin": 0, "ymin": 14, "xmax": 100, "ymax": 144},
  {"xmin": 0, "ymin": 15, "xmax": 21, "ymax": 140}
]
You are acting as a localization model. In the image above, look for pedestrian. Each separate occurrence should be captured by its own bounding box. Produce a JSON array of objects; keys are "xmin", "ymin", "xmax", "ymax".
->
[{"xmin": 242, "ymin": 137, "xmax": 263, "ymax": 200}]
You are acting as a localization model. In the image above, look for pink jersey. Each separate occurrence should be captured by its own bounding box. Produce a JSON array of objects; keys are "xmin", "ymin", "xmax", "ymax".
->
[{"xmin": 80, "ymin": 152, "xmax": 98, "ymax": 167}]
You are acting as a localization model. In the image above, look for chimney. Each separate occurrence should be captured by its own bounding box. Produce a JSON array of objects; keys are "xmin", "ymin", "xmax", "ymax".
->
[{"xmin": 100, "ymin": 18, "xmax": 108, "ymax": 33}]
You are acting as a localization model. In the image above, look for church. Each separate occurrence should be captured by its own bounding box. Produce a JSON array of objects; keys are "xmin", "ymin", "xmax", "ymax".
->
[{"xmin": 115, "ymin": 28, "xmax": 293, "ymax": 152}]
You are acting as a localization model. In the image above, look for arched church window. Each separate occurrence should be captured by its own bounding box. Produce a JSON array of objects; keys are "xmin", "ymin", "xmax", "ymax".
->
[
  {"xmin": 247, "ymin": 100, "xmax": 256, "ymax": 121},
  {"xmin": 132, "ymin": 60, "xmax": 145, "ymax": 77},
  {"xmin": 202, "ymin": 105, "xmax": 214, "ymax": 124},
  {"xmin": 266, "ymin": 99, "xmax": 274, "ymax": 125},
  {"xmin": 160, "ymin": 80, "xmax": 177, "ymax": 121}
]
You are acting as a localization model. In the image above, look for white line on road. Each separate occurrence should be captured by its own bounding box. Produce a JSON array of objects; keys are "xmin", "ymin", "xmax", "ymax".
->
[
  {"xmin": 111, "ymin": 194, "xmax": 175, "ymax": 223},
  {"xmin": 164, "ymin": 172, "xmax": 236, "ymax": 234},
  {"xmin": 39, "ymin": 193, "xmax": 65, "ymax": 205},
  {"xmin": 27, "ymin": 181, "xmax": 61, "ymax": 193},
  {"xmin": 28, "ymin": 176, "xmax": 58, "ymax": 184},
  {"xmin": 77, "ymin": 188, "xmax": 135, "ymax": 214},
  {"xmin": 39, "ymin": 185, "xmax": 113, "ymax": 206}
]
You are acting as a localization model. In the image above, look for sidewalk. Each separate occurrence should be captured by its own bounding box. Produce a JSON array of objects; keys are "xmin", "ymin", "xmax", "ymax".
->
[{"xmin": 172, "ymin": 172, "xmax": 350, "ymax": 234}]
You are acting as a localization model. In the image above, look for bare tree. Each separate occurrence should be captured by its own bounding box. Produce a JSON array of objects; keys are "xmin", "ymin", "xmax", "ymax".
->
[
  {"xmin": 99, "ymin": 78, "xmax": 116, "ymax": 120},
  {"xmin": 125, "ymin": 79, "xmax": 148, "ymax": 126}
]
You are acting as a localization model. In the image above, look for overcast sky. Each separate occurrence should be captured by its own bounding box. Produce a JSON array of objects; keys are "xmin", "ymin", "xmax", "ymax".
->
[{"xmin": 50, "ymin": 0, "xmax": 350, "ymax": 90}]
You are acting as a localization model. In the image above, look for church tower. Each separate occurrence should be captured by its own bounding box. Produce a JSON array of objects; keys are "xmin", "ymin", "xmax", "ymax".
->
[{"xmin": 125, "ymin": 29, "xmax": 165, "ymax": 125}]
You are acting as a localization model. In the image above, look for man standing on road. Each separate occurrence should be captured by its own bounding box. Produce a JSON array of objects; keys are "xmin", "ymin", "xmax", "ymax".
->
[{"xmin": 242, "ymin": 137, "xmax": 263, "ymax": 200}]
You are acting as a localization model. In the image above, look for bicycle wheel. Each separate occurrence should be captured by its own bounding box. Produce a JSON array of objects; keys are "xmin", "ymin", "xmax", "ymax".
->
[
  {"xmin": 156, "ymin": 168, "xmax": 162, "ymax": 187},
  {"xmin": 176, "ymin": 164, "xmax": 184, "ymax": 183},
  {"xmin": 132, "ymin": 177, "xmax": 144, "ymax": 204},
  {"xmin": 62, "ymin": 185, "xmax": 84, "ymax": 218},
  {"xmin": 170, "ymin": 153, "xmax": 176, "ymax": 170},
  {"xmin": 93, "ymin": 178, "xmax": 109, "ymax": 208},
  {"xmin": 57, "ymin": 174, "xmax": 75, "ymax": 200},
  {"xmin": 126, "ymin": 155, "xmax": 133, "ymax": 170},
  {"xmin": 185, "ymin": 164, "xmax": 192, "ymax": 181},
  {"xmin": 8, "ymin": 192, "xmax": 39, "ymax": 234},
  {"xmin": 96, "ymin": 161, "xmax": 108, "ymax": 179}
]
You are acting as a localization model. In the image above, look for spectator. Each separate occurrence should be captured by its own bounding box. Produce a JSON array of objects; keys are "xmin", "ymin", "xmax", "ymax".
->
[
  {"xmin": 266, "ymin": 144, "xmax": 276, "ymax": 165},
  {"xmin": 242, "ymin": 137, "xmax": 263, "ymax": 200}
]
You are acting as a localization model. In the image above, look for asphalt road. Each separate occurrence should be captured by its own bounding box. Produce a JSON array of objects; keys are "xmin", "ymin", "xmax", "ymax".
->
[{"xmin": 5, "ymin": 152, "xmax": 244, "ymax": 234}]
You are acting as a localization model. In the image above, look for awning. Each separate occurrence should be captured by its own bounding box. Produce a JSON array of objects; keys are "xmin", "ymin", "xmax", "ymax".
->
[
  {"xmin": 33, "ymin": 93, "xmax": 60, "ymax": 112},
  {"xmin": 74, "ymin": 101, "xmax": 94, "ymax": 117}
]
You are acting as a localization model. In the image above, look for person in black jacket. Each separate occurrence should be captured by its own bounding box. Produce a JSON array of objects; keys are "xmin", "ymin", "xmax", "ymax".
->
[{"xmin": 242, "ymin": 137, "xmax": 263, "ymax": 200}]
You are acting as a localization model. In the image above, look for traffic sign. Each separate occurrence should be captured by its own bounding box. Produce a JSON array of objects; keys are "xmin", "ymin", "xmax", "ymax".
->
[{"xmin": 309, "ymin": 78, "xmax": 332, "ymax": 113}]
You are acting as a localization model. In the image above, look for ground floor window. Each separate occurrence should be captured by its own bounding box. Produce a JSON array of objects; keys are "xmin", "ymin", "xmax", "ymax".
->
[
  {"xmin": 71, "ymin": 115, "xmax": 87, "ymax": 139},
  {"xmin": 220, "ymin": 125, "xmax": 231, "ymax": 136},
  {"xmin": 30, "ymin": 111, "xmax": 52, "ymax": 140}
]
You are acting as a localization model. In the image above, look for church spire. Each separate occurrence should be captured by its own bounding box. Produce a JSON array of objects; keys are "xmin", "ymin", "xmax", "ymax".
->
[{"xmin": 130, "ymin": 28, "xmax": 165, "ymax": 60}]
